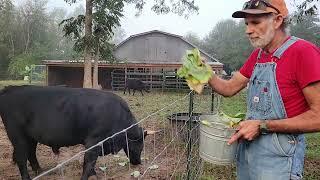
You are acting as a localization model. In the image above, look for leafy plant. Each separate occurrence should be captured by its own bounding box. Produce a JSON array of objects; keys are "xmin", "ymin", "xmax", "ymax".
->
[
  {"xmin": 218, "ymin": 112, "xmax": 246, "ymax": 128},
  {"xmin": 177, "ymin": 48, "xmax": 213, "ymax": 94}
]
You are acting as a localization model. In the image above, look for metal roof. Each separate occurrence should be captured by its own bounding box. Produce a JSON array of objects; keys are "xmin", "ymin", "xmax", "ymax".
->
[{"xmin": 115, "ymin": 30, "xmax": 222, "ymax": 64}]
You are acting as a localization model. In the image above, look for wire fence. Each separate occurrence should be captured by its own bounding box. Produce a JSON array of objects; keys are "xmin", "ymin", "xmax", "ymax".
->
[{"xmin": 28, "ymin": 90, "xmax": 221, "ymax": 180}]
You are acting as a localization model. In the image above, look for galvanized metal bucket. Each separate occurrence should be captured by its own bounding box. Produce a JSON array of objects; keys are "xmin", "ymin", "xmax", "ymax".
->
[{"xmin": 199, "ymin": 113, "xmax": 238, "ymax": 165}]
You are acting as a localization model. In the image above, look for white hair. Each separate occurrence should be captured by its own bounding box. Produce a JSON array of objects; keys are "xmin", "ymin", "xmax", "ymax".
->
[{"xmin": 282, "ymin": 17, "xmax": 291, "ymax": 35}]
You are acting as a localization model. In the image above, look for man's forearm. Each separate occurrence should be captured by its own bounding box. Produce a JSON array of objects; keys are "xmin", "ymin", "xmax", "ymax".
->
[
  {"xmin": 208, "ymin": 75, "xmax": 232, "ymax": 97},
  {"xmin": 208, "ymin": 72, "xmax": 248, "ymax": 97},
  {"xmin": 266, "ymin": 109, "xmax": 320, "ymax": 134}
]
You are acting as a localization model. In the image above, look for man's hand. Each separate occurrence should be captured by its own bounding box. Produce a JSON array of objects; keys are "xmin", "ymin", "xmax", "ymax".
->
[{"xmin": 227, "ymin": 120, "xmax": 262, "ymax": 145}]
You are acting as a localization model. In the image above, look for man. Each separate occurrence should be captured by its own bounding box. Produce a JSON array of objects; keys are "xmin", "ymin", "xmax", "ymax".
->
[{"xmin": 207, "ymin": 0, "xmax": 320, "ymax": 179}]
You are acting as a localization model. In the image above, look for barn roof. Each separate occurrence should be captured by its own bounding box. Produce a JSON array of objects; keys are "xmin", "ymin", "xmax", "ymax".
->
[{"xmin": 115, "ymin": 30, "xmax": 221, "ymax": 64}]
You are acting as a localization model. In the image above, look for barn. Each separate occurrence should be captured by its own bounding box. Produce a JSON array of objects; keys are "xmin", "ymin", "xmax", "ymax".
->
[{"xmin": 43, "ymin": 30, "xmax": 223, "ymax": 90}]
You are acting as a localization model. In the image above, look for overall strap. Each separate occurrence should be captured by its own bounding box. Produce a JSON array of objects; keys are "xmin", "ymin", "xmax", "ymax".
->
[
  {"xmin": 256, "ymin": 36, "xmax": 299, "ymax": 61},
  {"xmin": 273, "ymin": 36, "xmax": 299, "ymax": 58}
]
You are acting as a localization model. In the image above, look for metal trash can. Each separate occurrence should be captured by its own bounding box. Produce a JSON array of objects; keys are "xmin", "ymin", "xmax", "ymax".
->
[{"xmin": 167, "ymin": 112, "xmax": 201, "ymax": 143}]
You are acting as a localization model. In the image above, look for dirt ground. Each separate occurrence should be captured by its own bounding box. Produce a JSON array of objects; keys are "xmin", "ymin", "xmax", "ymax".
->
[
  {"xmin": 0, "ymin": 115, "xmax": 189, "ymax": 180},
  {"xmin": 0, "ymin": 120, "xmax": 190, "ymax": 180}
]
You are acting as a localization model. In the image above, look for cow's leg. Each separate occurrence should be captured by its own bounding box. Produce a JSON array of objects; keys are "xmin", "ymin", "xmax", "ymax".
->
[
  {"xmin": 5, "ymin": 123, "xmax": 31, "ymax": 180},
  {"xmin": 51, "ymin": 146, "xmax": 60, "ymax": 162},
  {"xmin": 128, "ymin": 89, "xmax": 131, "ymax": 95},
  {"xmin": 27, "ymin": 140, "xmax": 42, "ymax": 174},
  {"xmin": 12, "ymin": 142, "xmax": 31, "ymax": 180},
  {"xmin": 123, "ymin": 86, "xmax": 127, "ymax": 94},
  {"xmin": 140, "ymin": 90, "xmax": 144, "ymax": 96},
  {"xmin": 133, "ymin": 89, "xmax": 135, "ymax": 96},
  {"xmin": 12, "ymin": 149, "xmax": 17, "ymax": 164},
  {"xmin": 81, "ymin": 145, "xmax": 99, "ymax": 180}
]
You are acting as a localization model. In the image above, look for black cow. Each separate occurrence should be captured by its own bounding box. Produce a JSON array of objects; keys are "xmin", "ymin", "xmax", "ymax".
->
[
  {"xmin": 123, "ymin": 78, "xmax": 150, "ymax": 96},
  {"xmin": 0, "ymin": 85, "xmax": 153, "ymax": 180}
]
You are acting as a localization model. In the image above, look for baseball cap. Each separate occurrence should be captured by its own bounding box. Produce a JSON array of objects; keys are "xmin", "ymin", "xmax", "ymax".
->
[{"xmin": 232, "ymin": 0, "xmax": 289, "ymax": 18}]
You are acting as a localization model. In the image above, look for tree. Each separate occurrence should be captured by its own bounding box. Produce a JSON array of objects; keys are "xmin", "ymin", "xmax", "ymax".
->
[
  {"xmin": 111, "ymin": 26, "xmax": 126, "ymax": 45},
  {"xmin": 0, "ymin": 0, "xmax": 14, "ymax": 55},
  {"xmin": 202, "ymin": 19, "xmax": 253, "ymax": 74},
  {"xmin": 294, "ymin": 0, "xmax": 319, "ymax": 20},
  {"xmin": 0, "ymin": 0, "xmax": 14, "ymax": 78},
  {"xmin": 61, "ymin": 0, "xmax": 125, "ymax": 88},
  {"xmin": 290, "ymin": 14, "xmax": 320, "ymax": 46},
  {"xmin": 17, "ymin": 0, "xmax": 49, "ymax": 53},
  {"xmin": 184, "ymin": 31, "xmax": 202, "ymax": 48},
  {"xmin": 62, "ymin": 0, "xmax": 199, "ymax": 88},
  {"xmin": 3, "ymin": 0, "xmax": 79, "ymax": 79},
  {"xmin": 46, "ymin": 7, "xmax": 76, "ymax": 59}
]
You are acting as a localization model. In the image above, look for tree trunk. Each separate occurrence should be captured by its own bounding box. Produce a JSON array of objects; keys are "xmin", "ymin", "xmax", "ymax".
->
[
  {"xmin": 10, "ymin": 34, "xmax": 14, "ymax": 56},
  {"xmin": 83, "ymin": 0, "xmax": 93, "ymax": 88},
  {"xmin": 25, "ymin": 24, "xmax": 30, "ymax": 53},
  {"xmin": 93, "ymin": 46, "xmax": 99, "ymax": 89}
]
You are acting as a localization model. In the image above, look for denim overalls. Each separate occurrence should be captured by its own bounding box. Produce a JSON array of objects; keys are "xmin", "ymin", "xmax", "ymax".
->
[{"xmin": 237, "ymin": 36, "xmax": 306, "ymax": 180}]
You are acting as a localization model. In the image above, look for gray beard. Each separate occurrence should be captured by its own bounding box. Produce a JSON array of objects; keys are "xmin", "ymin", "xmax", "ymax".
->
[{"xmin": 249, "ymin": 23, "xmax": 275, "ymax": 49}]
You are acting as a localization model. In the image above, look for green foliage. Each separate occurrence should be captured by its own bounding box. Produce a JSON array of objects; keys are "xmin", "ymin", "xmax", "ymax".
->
[
  {"xmin": 60, "ymin": 0, "xmax": 125, "ymax": 61},
  {"xmin": 0, "ymin": 0, "xmax": 15, "ymax": 78},
  {"xmin": 202, "ymin": 20, "xmax": 253, "ymax": 74},
  {"xmin": 294, "ymin": 0, "xmax": 319, "ymax": 21},
  {"xmin": 290, "ymin": 14, "xmax": 320, "ymax": 46},
  {"xmin": 7, "ymin": 54, "xmax": 37, "ymax": 79},
  {"xmin": 60, "ymin": 15, "xmax": 85, "ymax": 39},
  {"xmin": 124, "ymin": 0, "xmax": 199, "ymax": 17},
  {"xmin": 0, "ymin": 0, "xmax": 79, "ymax": 79}
]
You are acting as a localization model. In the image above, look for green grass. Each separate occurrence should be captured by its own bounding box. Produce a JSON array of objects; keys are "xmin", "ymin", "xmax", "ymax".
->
[
  {"xmin": 0, "ymin": 80, "xmax": 44, "ymax": 89},
  {"xmin": 305, "ymin": 133, "xmax": 320, "ymax": 159},
  {"xmin": 220, "ymin": 90, "xmax": 247, "ymax": 115}
]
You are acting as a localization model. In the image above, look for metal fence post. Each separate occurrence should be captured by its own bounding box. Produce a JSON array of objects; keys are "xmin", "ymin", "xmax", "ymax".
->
[
  {"xmin": 187, "ymin": 91, "xmax": 194, "ymax": 180},
  {"xmin": 211, "ymin": 90, "xmax": 215, "ymax": 113}
]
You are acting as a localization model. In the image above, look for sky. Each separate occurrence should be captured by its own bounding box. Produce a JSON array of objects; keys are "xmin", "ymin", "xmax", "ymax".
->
[
  {"xmin": 44, "ymin": 0, "xmax": 300, "ymax": 39},
  {"xmin": 120, "ymin": 1, "xmax": 247, "ymax": 39}
]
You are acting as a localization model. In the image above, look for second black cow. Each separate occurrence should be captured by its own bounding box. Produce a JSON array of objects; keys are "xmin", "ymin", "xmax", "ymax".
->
[
  {"xmin": 123, "ymin": 78, "xmax": 150, "ymax": 96},
  {"xmin": 0, "ymin": 85, "xmax": 154, "ymax": 180}
]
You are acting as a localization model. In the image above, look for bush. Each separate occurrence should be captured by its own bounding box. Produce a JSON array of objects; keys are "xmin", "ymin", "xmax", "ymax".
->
[{"xmin": 7, "ymin": 54, "xmax": 37, "ymax": 79}]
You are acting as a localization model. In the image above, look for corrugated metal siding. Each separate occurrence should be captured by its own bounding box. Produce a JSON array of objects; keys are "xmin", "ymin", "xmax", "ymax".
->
[{"xmin": 114, "ymin": 32, "xmax": 212, "ymax": 63}]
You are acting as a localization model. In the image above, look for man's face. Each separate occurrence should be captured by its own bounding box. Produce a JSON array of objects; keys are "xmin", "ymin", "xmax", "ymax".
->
[{"xmin": 245, "ymin": 14, "xmax": 275, "ymax": 49}]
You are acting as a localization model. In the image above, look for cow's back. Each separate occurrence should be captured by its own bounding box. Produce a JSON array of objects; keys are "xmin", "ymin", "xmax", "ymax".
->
[{"xmin": 126, "ymin": 79, "xmax": 145, "ymax": 89}]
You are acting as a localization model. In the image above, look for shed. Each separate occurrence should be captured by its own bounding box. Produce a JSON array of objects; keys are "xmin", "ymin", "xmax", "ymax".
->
[{"xmin": 43, "ymin": 30, "xmax": 224, "ymax": 90}]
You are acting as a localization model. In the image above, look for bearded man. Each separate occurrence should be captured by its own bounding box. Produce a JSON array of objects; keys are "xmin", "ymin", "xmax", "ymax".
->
[{"xmin": 206, "ymin": 0, "xmax": 320, "ymax": 179}]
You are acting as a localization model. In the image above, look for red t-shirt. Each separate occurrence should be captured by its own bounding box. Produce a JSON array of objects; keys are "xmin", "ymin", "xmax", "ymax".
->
[{"xmin": 240, "ymin": 37, "xmax": 320, "ymax": 118}]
